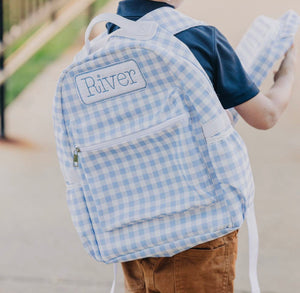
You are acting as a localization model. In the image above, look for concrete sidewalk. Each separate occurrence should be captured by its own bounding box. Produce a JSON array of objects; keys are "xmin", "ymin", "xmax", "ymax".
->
[{"xmin": 1, "ymin": 0, "xmax": 300, "ymax": 292}]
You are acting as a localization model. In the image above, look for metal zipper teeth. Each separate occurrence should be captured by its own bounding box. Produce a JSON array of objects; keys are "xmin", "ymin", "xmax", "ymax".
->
[{"xmin": 78, "ymin": 113, "xmax": 189, "ymax": 153}]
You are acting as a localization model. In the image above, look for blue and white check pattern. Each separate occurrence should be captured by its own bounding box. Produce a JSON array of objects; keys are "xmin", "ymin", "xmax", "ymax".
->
[
  {"xmin": 140, "ymin": 7, "xmax": 204, "ymax": 34},
  {"xmin": 229, "ymin": 10, "xmax": 300, "ymax": 123},
  {"xmin": 53, "ymin": 8, "xmax": 298, "ymax": 263}
]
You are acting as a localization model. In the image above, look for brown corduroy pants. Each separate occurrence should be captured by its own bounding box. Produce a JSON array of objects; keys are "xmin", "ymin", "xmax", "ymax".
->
[{"xmin": 121, "ymin": 230, "xmax": 239, "ymax": 293}]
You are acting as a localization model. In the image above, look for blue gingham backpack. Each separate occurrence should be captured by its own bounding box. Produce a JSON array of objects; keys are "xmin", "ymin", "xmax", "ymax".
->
[{"xmin": 53, "ymin": 7, "xmax": 299, "ymax": 293}]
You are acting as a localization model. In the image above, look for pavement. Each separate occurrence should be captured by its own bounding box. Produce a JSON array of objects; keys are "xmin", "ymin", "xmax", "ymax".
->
[{"xmin": 1, "ymin": 0, "xmax": 300, "ymax": 292}]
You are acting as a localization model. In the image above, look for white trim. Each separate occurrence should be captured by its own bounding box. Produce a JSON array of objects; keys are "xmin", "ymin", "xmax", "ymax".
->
[
  {"xmin": 246, "ymin": 204, "xmax": 261, "ymax": 293},
  {"xmin": 77, "ymin": 113, "xmax": 189, "ymax": 152},
  {"xmin": 109, "ymin": 263, "xmax": 118, "ymax": 293},
  {"xmin": 202, "ymin": 111, "xmax": 232, "ymax": 141},
  {"xmin": 85, "ymin": 14, "xmax": 158, "ymax": 54}
]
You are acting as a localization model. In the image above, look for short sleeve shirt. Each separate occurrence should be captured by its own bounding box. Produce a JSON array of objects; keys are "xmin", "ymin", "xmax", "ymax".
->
[{"xmin": 106, "ymin": 0, "xmax": 259, "ymax": 109}]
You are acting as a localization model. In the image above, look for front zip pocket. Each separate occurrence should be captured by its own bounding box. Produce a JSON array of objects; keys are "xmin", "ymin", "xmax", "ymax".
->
[
  {"xmin": 73, "ymin": 113, "xmax": 188, "ymax": 167},
  {"xmin": 71, "ymin": 112, "xmax": 216, "ymax": 232}
]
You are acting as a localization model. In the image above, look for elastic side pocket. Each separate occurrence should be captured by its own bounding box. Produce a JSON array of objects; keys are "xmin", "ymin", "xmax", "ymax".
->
[{"xmin": 202, "ymin": 113, "xmax": 254, "ymax": 203}]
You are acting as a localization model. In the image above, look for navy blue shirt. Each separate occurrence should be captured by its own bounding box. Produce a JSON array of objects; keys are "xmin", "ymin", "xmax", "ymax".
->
[{"xmin": 106, "ymin": 0, "xmax": 259, "ymax": 109}]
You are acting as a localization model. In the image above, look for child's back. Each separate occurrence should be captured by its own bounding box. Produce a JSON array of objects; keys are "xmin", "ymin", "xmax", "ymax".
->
[
  {"xmin": 53, "ymin": 1, "xmax": 297, "ymax": 292},
  {"xmin": 108, "ymin": 1, "xmax": 296, "ymax": 292}
]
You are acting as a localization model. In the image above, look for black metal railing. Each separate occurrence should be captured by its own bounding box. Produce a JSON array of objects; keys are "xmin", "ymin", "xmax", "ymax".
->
[
  {"xmin": 1, "ymin": 0, "xmax": 4, "ymax": 137},
  {"xmin": 3, "ymin": 0, "xmax": 69, "ymax": 47},
  {"xmin": 1, "ymin": 0, "xmax": 70, "ymax": 138},
  {"xmin": 0, "ymin": 0, "xmax": 97, "ymax": 138},
  {"xmin": 4, "ymin": 0, "xmax": 51, "ymax": 32}
]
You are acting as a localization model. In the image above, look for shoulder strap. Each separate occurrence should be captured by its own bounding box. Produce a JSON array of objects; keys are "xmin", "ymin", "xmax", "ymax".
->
[
  {"xmin": 74, "ymin": 7, "xmax": 204, "ymax": 62},
  {"xmin": 139, "ymin": 7, "xmax": 204, "ymax": 35}
]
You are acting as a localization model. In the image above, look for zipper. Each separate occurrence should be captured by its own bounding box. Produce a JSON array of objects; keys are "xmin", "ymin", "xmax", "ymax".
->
[
  {"xmin": 72, "ymin": 113, "xmax": 189, "ymax": 167},
  {"xmin": 73, "ymin": 146, "xmax": 80, "ymax": 167}
]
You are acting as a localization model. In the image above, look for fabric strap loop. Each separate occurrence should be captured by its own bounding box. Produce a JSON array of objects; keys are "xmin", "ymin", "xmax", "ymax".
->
[
  {"xmin": 85, "ymin": 14, "xmax": 158, "ymax": 54},
  {"xmin": 246, "ymin": 204, "xmax": 261, "ymax": 293},
  {"xmin": 85, "ymin": 13, "xmax": 139, "ymax": 54},
  {"xmin": 109, "ymin": 263, "xmax": 118, "ymax": 293}
]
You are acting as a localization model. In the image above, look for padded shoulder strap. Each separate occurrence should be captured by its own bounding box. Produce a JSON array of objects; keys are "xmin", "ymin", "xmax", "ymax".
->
[{"xmin": 139, "ymin": 7, "xmax": 204, "ymax": 35}]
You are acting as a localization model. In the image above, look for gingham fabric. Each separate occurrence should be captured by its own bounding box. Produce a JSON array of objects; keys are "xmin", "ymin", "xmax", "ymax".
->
[
  {"xmin": 140, "ymin": 6, "xmax": 204, "ymax": 33},
  {"xmin": 53, "ymin": 7, "xmax": 299, "ymax": 265},
  {"xmin": 229, "ymin": 10, "xmax": 300, "ymax": 123}
]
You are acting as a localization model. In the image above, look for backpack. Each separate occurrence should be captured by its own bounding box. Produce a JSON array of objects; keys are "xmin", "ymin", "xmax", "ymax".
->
[{"xmin": 53, "ymin": 7, "xmax": 299, "ymax": 293}]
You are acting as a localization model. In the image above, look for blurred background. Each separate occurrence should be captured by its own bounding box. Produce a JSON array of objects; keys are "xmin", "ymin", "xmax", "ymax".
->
[{"xmin": 0, "ymin": 0, "xmax": 299, "ymax": 292}]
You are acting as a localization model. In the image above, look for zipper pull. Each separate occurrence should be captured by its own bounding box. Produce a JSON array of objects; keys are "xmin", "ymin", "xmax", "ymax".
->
[{"xmin": 73, "ymin": 146, "xmax": 80, "ymax": 167}]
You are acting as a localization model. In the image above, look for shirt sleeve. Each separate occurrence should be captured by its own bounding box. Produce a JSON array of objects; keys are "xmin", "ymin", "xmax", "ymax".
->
[{"xmin": 213, "ymin": 27, "xmax": 259, "ymax": 109}]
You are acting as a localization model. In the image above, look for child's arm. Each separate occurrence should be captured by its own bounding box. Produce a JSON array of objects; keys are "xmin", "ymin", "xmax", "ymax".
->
[{"xmin": 235, "ymin": 45, "xmax": 297, "ymax": 130}]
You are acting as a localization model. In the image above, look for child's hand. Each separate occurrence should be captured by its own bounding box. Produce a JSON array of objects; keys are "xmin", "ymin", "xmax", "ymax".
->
[
  {"xmin": 274, "ymin": 44, "xmax": 297, "ymax": 82},
  {"xmin": 235, "ymin": 44, "xmax": 297, "ymax": 130}
]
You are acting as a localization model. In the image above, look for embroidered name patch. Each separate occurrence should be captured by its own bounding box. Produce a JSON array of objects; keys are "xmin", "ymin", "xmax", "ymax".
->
[{"xmin": 75, "ymin": 60, "xmax": 147, "ymax": 104}]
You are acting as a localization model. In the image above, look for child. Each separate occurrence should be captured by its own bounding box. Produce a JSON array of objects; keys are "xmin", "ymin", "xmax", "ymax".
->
[{"xmin": 106, "ymin": 0, "xmax": 297, "ymax": 292}]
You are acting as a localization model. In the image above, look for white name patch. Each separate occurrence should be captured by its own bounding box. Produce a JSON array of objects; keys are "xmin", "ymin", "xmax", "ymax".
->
[{"xmin": 75, "ymin": 60, "xmax": 147, "ymax": 104}]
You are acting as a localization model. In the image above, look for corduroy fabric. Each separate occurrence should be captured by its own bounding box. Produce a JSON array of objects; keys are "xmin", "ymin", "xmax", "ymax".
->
[{"xmin": 122, "ymin": 230, "xmax": 239, "ymax": 293}]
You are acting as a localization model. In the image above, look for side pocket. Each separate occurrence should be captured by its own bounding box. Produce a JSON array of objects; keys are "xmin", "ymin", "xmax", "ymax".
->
[
  {"xmin": 66, "ymin": 184, "xmax": 102, "ymax": 261},
  {"xmin": 202, "ymin": 113, "xmax": 254, "ymax": 203}
]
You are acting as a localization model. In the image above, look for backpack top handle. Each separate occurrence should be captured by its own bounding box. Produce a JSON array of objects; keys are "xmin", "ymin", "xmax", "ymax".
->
[{"xmin": 85, "ymin": 13, "xmax": 158, "ymax": 54}]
